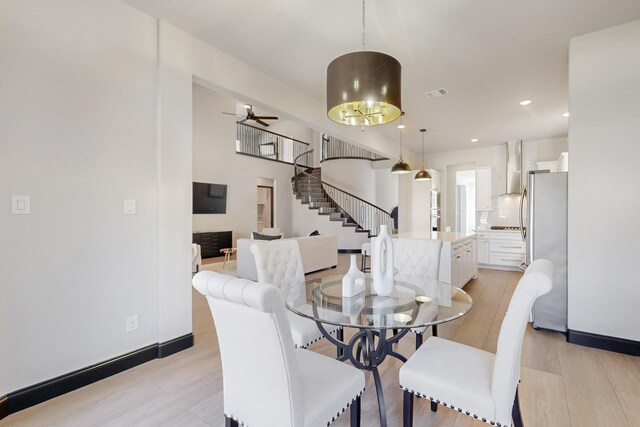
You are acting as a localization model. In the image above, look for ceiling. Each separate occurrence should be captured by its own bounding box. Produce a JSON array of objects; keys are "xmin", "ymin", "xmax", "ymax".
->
[{"xmin": 124, "ymin": 0, "xmax": 640, "ymax": 153}]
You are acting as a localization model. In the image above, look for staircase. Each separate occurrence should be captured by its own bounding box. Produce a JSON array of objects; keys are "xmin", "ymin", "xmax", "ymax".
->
[
  {"xmin": 293, "ymin": 151, "xmax": 393, "ymax": 238},
  {"xmin": 292, "ymin": 167, "xmax": 369, "ymax": 234}
]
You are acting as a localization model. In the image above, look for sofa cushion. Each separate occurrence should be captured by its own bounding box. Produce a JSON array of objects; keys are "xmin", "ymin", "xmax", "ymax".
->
[{"xmin": 252, "ymin": 232, "xmax": 282, "ymax": 241}]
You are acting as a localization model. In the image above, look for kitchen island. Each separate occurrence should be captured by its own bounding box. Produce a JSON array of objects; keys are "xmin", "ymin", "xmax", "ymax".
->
[{"xmin": 396, "ymin": 231, "xmax": 478, "ymax": 288}]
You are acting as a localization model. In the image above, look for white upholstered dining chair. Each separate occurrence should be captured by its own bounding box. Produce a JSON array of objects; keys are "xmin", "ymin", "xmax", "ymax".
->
[
  {"xmin": 250, "ymin": 239, "xmax": 342, "ymax": 350},
  {"xmin": 193, "ymin": 271, "xmax": 365, "ymax": 427},
  {"xmin": 399, "ymin": 258, "xmax": 554, "ymax": 427},
  {"xmin": 393, "ymin": 238, "xmax": 443, "ymax": 349}
]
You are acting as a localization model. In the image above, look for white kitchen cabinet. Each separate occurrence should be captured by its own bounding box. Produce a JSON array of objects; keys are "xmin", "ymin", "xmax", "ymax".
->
[
  {"xmin": 476, "ymin": 167, "xmax": 493, "ymax": 211},
  {"xmin": 477, "ymin": 231, "xmax": 490, "ymax": 264},
  {"xmin": 536, "ymin": 160, "xmax": 559, "ymax": 172},
  {"xmin": 445, "ymin": 235, "xmax": 477, "ymax": 288},
  {"xmin": 479, "ymin": 230, "xmax": 525, "ymax": 270}
]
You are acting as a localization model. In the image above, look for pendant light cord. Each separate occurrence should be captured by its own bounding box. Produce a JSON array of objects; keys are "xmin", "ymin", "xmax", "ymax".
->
[
  {"xmin": 361, "ymin": 0, "xmax": 366, "ymax": 51},
  {"xmin": 421, "ymin": 130, "xmax": 425, "ymax": 169}
]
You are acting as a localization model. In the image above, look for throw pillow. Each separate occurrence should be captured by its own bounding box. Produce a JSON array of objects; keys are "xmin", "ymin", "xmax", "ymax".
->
[
  {"xmin": 309, "ymin": 230, "xmax": 320, "ymax": 236},
  {"xmin": 252, "ymin": 232, "xmax": 282, "ymax": 241}
]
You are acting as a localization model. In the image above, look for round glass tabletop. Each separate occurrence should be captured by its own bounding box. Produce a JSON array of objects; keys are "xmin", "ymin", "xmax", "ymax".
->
[{"xmin": 286, "ymin": 275, "xmax": 473, "ymax": 330}]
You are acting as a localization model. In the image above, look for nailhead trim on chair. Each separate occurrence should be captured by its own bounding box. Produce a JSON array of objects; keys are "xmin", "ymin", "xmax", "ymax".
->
[
  {"xmin": 224, "ymin": 388, "xmax": 364, "ymax": 427},
  {"xmin": 295, "ymin": 327, "xmax": 343, "ymax": 349},
  {"xmin": 399, "ymin": 385, "xmax": 506, "ymax": 427},
  {"xmin": 325, "ymin": 388, "xmax": 364, "ymax": 427}
]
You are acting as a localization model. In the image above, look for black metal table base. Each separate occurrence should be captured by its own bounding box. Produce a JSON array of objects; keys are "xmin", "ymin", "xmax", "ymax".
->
[{"xmin": 315, "ymin": 320, "xmax": 409, "ymax": 427}]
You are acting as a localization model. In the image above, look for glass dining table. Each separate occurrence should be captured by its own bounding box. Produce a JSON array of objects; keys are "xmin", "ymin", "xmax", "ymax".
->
[{"xmin": 286, "ymin": 275, "xmax": 473, "ymax": 427}]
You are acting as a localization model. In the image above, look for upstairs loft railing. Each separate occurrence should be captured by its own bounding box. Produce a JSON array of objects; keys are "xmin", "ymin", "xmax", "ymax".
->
[
  {"xmin": 294, "ymin": 150, "xmax": 394, "ymax": 237},
  {"xmin": 236, "ymin": 122, "xmax": 312, "ymax": 167},
  {"xmin": 321, "ymin": 134, "xmax": 389, "ymax": 162}
]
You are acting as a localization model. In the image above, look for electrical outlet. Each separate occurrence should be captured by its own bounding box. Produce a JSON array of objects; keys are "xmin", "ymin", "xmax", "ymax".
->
[{"xmin": 126, "ymin": 315, "xmax": 138, "ymax": 333}]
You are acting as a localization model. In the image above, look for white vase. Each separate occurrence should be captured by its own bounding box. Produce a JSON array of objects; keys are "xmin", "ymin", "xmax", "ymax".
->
[
  {"xmin": 342, "ymin": 254, "xmax": 365, "ymax": 297},
  {"xmin": 371, "ymin": 224, "xmax": 395, "ymax": 296}
]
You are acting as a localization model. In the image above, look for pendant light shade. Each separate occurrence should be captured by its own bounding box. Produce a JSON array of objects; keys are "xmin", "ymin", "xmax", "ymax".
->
[
  {"xmin": 415, "ymin": 128, "xmax": 432, "ymax": 181},
  {"xmin": 391, "ymin": 158, "xmax": 412, "ymax": 174},
  {"xmin": 327, "ymin": 51, "xmax": 402, "ymax": 127},
  {"xmin": 391, "ymin": 115, "xmax": 412, "ymax": 174},
  {"xmin": 326, "ymin": 0, "xmax": 402, "ymax": 127}
]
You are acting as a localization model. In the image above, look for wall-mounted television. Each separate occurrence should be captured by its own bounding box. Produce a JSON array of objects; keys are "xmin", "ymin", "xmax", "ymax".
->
[{"xmin": 193, "ymin": 182, "xmax": 227, "ymax": 214}]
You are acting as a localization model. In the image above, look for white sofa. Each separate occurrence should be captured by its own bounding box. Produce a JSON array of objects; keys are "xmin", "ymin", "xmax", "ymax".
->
[{"xmin": 237, "ymin": 234, "xmax": 338, "ymax": 281}]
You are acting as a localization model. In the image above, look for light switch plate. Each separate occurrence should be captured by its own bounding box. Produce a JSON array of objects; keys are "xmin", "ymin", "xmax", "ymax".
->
[
  {"xmin": 124, "ymin": 199, "xmax": 136, "ymax": 215},
  {"xmin": 12, "ymin": 195, "xmax": 30, "ymax": 214}
]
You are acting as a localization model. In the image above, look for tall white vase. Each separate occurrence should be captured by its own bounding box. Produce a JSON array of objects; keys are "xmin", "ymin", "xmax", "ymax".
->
[
  {"xmin": 342, "ymin": 254, "xmax": 365, "ymax": 297},
  {"xmin": 371, "ymin": 224, "xmax": 395, "ymax": 296}
]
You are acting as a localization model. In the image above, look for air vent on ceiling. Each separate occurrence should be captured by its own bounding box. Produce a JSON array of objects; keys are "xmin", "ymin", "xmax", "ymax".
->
[{"xmin": 424, "ymin": 88, "xmax": 448, "ymax": 99}]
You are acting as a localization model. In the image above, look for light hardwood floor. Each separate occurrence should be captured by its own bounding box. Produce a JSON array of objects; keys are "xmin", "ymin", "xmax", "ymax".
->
[{"xmin": 3, "ymin": 255, "xmax": 639, "ymax": 426}]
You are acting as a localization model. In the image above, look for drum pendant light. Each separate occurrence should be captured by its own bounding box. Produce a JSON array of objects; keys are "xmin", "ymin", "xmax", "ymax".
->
[
  {"xmin": 415, "ymin": 128, "xmax": 432, "ymax": 181},
  {"xmin": 326, "ymin": 0, "xmax": 402, "ymax": 128},
  {"xmin": 391, "ymin": 115, "xmax": 412, "ymax": 174}
]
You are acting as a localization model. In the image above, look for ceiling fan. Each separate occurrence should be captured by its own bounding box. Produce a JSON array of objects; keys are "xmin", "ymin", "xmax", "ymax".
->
[{"xmin": 222, "ymin": 104, "xmax": 278, "ymax": 127}]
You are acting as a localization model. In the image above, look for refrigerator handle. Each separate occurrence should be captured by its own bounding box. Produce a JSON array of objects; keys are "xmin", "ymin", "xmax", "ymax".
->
[{"xmin": 519, "ymin": 186, "xmax": 527, "ymax": 242}]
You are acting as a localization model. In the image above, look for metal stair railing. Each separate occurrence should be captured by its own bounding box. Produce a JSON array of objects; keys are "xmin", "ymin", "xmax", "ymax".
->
[
  {"xmin": 294, "ymin": 150, "xmax": 393, "ymax": 237},
  {"xmin": 321, "ymin": 134, "xmax": 389, "ymax": 162},
  {"xmin": 236, "ymin": 122, "xmax": 312, "ymax": 167}
]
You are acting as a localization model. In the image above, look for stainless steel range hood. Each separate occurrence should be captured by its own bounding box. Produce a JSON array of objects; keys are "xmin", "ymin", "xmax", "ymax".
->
[{"xmin": 501, "ymin": 140, "xmax": 522, "ymax": 196}]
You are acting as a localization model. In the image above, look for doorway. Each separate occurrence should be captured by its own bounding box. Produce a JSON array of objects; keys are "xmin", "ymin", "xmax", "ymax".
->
[
  {"xmin": 257, "ymin": 179, "xmax": 274, "ymax": 232},
  {"xmin": 455, "ymin": 170, "xmax": 476, "ymax": 233}
]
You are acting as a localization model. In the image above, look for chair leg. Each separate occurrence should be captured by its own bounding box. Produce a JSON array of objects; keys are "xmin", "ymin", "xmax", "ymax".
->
[
  {"xmin": 336, "ymin": 328, "xmax": 344, "ymax": 358},
  {"xmin": 361, "ymin": 253, "xmax": 366, "ymax": 272},
  {"xmin": 432, "ymin": 324, "xmax": 438, "ymax": 337},
  {"xmin": 431, "ymin": 400, "xmax": 438, "ymax": 412},
  {"xmin": 403, "ymin": 390, "xmax": 414, "ymax": 427},
  {"xmin": 224, "ymin": 416, "xmax": 239, "ymax": 427},
  {"xmin": 350, "ymin": 395, "xmax": 361, "ymax": 427},
  {"xmin": 512, "ymin": 387, "xmax": 524, "ymax": 427},
  {"xmin": 415, "ymin": 333, "xmax": 423, "ymax": 350}
]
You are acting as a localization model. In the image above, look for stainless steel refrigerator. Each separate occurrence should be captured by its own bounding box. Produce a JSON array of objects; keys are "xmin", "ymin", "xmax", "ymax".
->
[{"xmin": 519, "ymin": 170, "xmax": 568, "ymax": 332}]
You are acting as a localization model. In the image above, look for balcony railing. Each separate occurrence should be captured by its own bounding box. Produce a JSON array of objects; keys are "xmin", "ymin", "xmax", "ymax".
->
[
  {"xmin": 236, "ymin": 122, "xmax": 312, "ymax": 167},
  {"xmin": 321, "ymin": 134, "xmax": 389, "ymax": 162}
]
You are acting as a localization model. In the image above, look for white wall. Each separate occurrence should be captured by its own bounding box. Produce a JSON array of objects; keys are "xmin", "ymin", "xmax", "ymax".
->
[
  {"xmin": 192, "ymin": 83, "xmax": 294, "ymax": 241},
  {"xmin": 568, "ymin": 20, "xmax": 640, "ymax": 341},
  {"xmin": 375, "ymin": 169, "xmax": 399, "ymax": 213},
  {"xmin": 0, "ymin": 1, "xmax": 160, "ymax": 394},
  {"xmin": 321, "ymin": 159, "xmax": 376, "ymax": 203}
]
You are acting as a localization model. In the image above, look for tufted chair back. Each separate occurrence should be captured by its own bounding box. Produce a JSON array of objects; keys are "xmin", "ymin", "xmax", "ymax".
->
[
  {"xmin": 393, "ymin": 238, "xmax": 443, "ymax": 297},
  {"xmin": 491, "ymin": 259, "xmax": 553, "ymax": 424},
  {"xmin": 192, "ymin": 271, "xmax": 303, "ymax": 426},
  {"xmin": 251, "ymin": 239, "xmax": 306, "ymax": 306}
]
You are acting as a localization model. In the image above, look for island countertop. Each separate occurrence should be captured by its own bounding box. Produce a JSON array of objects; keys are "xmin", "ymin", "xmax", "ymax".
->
[{"xmin": 395, "ymin": 231, "xmax": 476, "ymax": 243}]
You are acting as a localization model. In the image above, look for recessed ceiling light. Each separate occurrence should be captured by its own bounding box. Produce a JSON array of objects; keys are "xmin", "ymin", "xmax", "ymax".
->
[
  {"xmin": 470, "ymin": 138, "xmax": 479, "ymax": 143},
  {"xmin": 519, "ymin": 100, "xmax": 532, "ymax": 106},
  {"xmin": 563, "ymin": 112, "xmax": 570, "ymax": 117},
  {"xmin": 397, "ymin": 124, "xmax": 406, "ymax": 129}
]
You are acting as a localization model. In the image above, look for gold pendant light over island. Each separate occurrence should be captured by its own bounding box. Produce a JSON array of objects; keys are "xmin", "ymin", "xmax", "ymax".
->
[{"xmin": 415, "ymin": 128, "xmax": 432, "ymax": 181}]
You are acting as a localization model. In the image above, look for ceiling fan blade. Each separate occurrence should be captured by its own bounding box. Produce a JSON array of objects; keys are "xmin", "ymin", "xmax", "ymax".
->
[
  {"xmin": 255, "ymin": 118, "xmax": 270, "ymax": 127},
  {"xmin": 255, "ymin": 116, "xmax": 279, "ymax": 120},
  {"xmin": 222, "ymin": 112, "xmax": 242, "ymax": 116}
]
